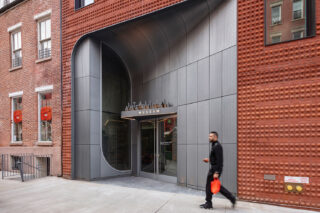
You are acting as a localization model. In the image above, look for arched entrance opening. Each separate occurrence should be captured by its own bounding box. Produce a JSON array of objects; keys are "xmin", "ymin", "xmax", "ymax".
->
[
  {"xmin": 101, "ymin": 44, "xmax": 131, "ymax": 171},
  {"xmin": 71, "ymin": 0, "xmax": 237, "ymax": 196}
]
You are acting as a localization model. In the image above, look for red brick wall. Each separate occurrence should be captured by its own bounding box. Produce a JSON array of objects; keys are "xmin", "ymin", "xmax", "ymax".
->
[
  {"xmin": 0, "ymin": 0, "xmax": 62, "ymax": 175},
  {"xmin": 61, "ymin": 0, "xmax": 184, "ymax": 178},
  {"xmin": 238, "ymin": 0, "xmax": 320, "ymax": 209}
]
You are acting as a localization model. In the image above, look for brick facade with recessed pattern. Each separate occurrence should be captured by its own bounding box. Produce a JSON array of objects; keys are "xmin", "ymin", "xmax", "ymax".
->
[{"xmin": 238, "ymin": 0, "xmax": 320, "ymax": 210}]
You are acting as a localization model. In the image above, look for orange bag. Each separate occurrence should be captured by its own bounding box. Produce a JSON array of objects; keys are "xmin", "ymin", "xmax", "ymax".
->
[
  {"xmin": 14, "ymin": 110, "xmax": 22, "ymax": 123},
  {"xmin": 211, "ymin": 178, "xmax": 221, "ymax": 194},
  {"xmin": 41, "ymin": 106, "xmax": 52, "ymax": 121}
]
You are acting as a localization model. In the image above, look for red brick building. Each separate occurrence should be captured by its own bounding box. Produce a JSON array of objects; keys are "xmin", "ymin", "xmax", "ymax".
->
[
  {"xmin": 0, "ymin": 0, "xmax": 62, "ymax": 176},
  {"xmin": 238, "ymin": 0, "xmax": 320, "ymax": 210}
]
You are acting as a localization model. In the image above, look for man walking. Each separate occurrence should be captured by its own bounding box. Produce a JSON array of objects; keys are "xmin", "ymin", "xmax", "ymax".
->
[{"xmin": 200, "ymin": 131, "xmax": 236, "ymax": 209}]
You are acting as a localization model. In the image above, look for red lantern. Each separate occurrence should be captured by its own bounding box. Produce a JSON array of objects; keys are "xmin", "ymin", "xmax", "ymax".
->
[
  {"xmin": 41, "ymin": 106, "xmax": 52, "ymax": 121},
  {"xmin": 14, "ymin": 110, "xmax": 22, "ymax": 123},
  {"xmin": 211, "ymin": 178, "xmax": 221, "ymax": 195}
]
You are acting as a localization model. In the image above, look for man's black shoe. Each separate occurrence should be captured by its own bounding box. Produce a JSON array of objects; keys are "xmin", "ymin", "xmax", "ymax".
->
[
  {"xmin": 200, "ymin": 202, "xmax": 213, "ymax": 209},
  {"xmin": 231, "ymin": 198, "xmax": 237, "ymax": 208}
]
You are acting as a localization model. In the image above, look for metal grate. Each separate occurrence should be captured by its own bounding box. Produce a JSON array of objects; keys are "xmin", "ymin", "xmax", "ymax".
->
[
  {"xmin": 38, "ymin": 48, "xmax": 51, "ymax": 59},
  {"xmin": 12, "ymin": 57, "xmax": 22, "ymax": 68},
  {"xmin": 272, "ymin": 17, "xmax": 281, "ymax": 25},
  {"xmin": 293, "ymin": 10, "xmax": 302, "ymax": 19},
  {"xmin": 1, "ymin": 154, "xmax": 51, "ymax": 182}
]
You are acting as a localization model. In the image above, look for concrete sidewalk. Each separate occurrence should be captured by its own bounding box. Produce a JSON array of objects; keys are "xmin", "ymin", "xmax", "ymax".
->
[{"xmin": 0, "ymin": 176, "xmax": 317, "ymax": 213}]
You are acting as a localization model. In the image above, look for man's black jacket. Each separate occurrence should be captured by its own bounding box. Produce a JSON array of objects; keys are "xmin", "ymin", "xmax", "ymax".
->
[{"xmin": 209, "ymin": 141, "xmax": 223, "ymax": 175}]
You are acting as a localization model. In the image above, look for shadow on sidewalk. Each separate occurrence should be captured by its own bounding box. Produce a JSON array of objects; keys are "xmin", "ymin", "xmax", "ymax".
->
[{"xmin": 92, "ymin": 176, "xmax": 205, "ymax": 196}]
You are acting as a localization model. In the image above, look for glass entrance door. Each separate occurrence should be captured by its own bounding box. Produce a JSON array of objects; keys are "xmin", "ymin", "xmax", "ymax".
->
[
  {"xmin": 140, "ymin": 116, "xmax": 177, "ymax": 183},
  {"xmin": 158, "ymin": 117, "xmax": 177, "ymax": 177},
  {"xmin": 140, "ymin": 120, "xmax": 155, "ymax": 174}
]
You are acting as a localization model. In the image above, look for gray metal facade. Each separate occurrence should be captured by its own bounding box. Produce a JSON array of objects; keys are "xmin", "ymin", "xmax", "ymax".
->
[{"xmin": 72, "ymin": 0, "xmax": 237, "ymax": 193}]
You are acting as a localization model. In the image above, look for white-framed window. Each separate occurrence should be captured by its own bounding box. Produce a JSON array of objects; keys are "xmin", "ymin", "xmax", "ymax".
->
[
  {"xmin": 271, "ymin": 33, "xmax": 282, "ymax": 43},
  {"xmin": 271, "ymin": 5, "xmax": 281, "ymax": 25},
  {"xmin": 83, "ymin": 0, "xmax": 94, "ymax": 6},
  {"xmin": 75, "ymin": 0, "xmax": 94, "ymax": 9},
  {"xmin": 0, "ymin": 0, "xmax": 12, "ymax": 9},
  {"xmin": 292, "ymin": 30, "xmax": 304, "ymax": 39},
  {"xmin": 293, "ymin": 0, "xmax": 303, "ymax": 20},
  {"xmin": 38, "ymin": 92, "xmax": 52, "ymax": 142},
  {"xmin": 11, "ymin": 96, "xmax": 22, "ymax": 142},
  {"xmin": 11, "ymin": 30, "xmax": 22, "ymax": 68},
  {"xmin": 38, "ymin": 18, "xmax": 51, "ymax": 59}
]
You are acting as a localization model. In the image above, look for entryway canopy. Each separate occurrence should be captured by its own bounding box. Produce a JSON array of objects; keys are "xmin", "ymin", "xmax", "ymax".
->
[{"xmin": 90, "ymin": 0, "xmax": 224, "ymax": 84}]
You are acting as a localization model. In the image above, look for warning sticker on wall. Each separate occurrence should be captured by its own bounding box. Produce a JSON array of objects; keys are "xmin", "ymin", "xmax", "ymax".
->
[{"xmin": 284, "ymin": 176, "xmax": 309, "ymax": 184}]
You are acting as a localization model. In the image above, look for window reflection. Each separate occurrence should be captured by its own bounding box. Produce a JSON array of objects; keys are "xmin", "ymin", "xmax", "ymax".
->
[
  {"xmin": 158, "ymin": 117, "xmax": 177, "ymax": 177},
  {"xmin": 102, "ymin": 114, "xmax": 130, "ymax": 170},
  {"xmin": 265, "ymin": 0, "xmax": 315, "ymax": 45},
  {"xmin": 141, "ymin": 121, "xmax": 155, "ymax": 173},
  {"xmin": 101, "ymin": 44, "xmax": 131, "ymax": 171}
]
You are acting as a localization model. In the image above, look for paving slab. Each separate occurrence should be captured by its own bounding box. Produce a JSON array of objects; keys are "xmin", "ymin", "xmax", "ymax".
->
[{"xmin": 0, "ymin": 176, "xmax": 317, "ymax": 213}]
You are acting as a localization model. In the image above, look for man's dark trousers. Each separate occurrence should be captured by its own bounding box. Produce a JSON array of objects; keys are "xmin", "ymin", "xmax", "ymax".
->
[{"xmin": 205, "ymin": 172, "xmax": 234, "ymax": 203}]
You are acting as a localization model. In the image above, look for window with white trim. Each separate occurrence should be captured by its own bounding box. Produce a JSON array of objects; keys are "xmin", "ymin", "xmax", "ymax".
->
[
  {"xmin": 11, "ymin": 30, "xmax": 22, "ymax": 68},
  {"xmin": 38, "ymin": 92, "xmax": 52, "ymax": 141},
  {"xmin": 271, "ymin": 34, "xmax": 281, "ymax": 43},
  {"xmin": 75, "ymin": 0, "xmax": 94, "ymax": 9},
  {"xmin": 271, "ymin": 5, "xmax": 281, "ymax": 25},
  {"xmin": 12, "ymin": 96, "xmax": 22, "ymax": 142},
  {"xmin": 38, "ymin": 18, "xmax": 51, "ymax": 59},
  {"xmin": 292, "ymin": 30, "xmax": 304, "ymax": 39},
  {"xmin": 293, "ymin": 0, "xmax": 303, "ymax": 20},
  {"xmin": 0, "ymin": 0, "xmax": 16, "ymax": 9}
]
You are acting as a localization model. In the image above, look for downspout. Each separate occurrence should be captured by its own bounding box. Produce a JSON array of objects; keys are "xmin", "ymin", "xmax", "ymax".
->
[{"xmin": 59, "ymin": 0, "xmax": 63, "ymax": 177}]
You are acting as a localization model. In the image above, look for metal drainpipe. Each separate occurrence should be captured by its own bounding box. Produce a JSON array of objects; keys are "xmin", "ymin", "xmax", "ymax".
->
[{"xmin": 59, "ymin": 0, "xmax": 63, "ymax": 177}]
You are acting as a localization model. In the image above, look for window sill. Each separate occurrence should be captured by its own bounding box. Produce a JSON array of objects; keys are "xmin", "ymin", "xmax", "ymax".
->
[
  {"xmin": 265, "ymin": 34, "xmax": 316, "ymax": 46},
  {"xmin": 75, "ymin": 2, "xmax": 94, "ymax": 11},
  {"xmin": 9, "ymin": 66, "xmax": 22, "ymax": 72},
  {"xmin": 10, "ymin": 141, "xmax": 23, "ymax": 146},
  {"xmin": 270, "ymin": 22, "xmax": 282, "ymax": 27},
  {"xmin": 36, "ymin": 141, "xmax": 53, "ymax": 146},
  {"xmin": 35, "ymin": 57, "xmax": 52, "ymax": 64},
  {"xmin": 292, "ymin": 17, "xmax": 304, "ymax": 22}
]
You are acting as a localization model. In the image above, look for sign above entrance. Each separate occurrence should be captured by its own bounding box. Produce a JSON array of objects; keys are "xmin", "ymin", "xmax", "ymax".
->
[
  {"xmin": 121, "ymin": 101, "xmax": 177, "ymax": 120},
  {"xmin": 124, "ymin": 100, "xmax": 169, "ymax": 111}
]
